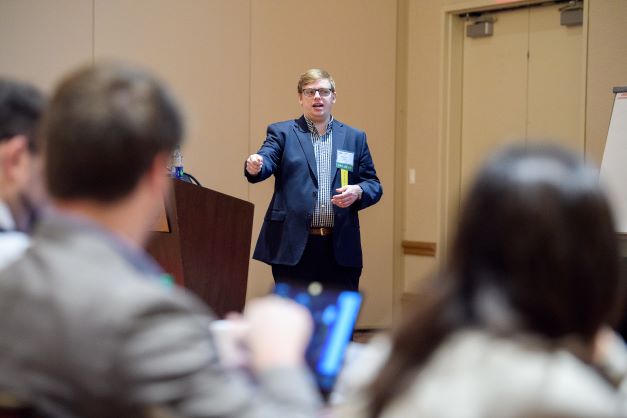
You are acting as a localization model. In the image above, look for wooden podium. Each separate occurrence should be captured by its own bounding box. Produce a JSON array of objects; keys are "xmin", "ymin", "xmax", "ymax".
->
[{"xmin": 147, "ymin": 180, "xmax": 254, "ymax": 317}]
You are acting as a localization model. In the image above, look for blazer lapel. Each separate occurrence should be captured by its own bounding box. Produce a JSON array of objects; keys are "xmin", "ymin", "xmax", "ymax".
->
[
  {"xmin": 294, "ymin": 116, "xmax": 318, "ymax": 186},
  {"xmin": 331, "ymin": 120, "xmax": 346, "ymax": 186}
]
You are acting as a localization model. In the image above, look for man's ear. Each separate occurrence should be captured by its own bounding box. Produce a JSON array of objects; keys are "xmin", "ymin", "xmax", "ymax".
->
[
  {"xmin": 147, "ymin": 151, "xmax": 172, "ymax": 197},
  {"xmin": 1, "ymin": 135, "xmax": 29, "ymax": 181}
]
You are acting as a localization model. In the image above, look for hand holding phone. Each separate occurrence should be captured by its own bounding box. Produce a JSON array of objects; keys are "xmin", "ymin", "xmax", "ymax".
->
[
  {"xmin": 244, "ymin": 296, "xmax": 313, "ymax": 371},
  {"xmin": 273, "ymin": 282, "xmax": 363, "ymax": 397}
]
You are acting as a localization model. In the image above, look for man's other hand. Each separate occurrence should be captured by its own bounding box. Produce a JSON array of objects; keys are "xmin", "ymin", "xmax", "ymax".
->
[{"xmin": 331, "ymin": 185, "xmax": 363, "ymax": 208}]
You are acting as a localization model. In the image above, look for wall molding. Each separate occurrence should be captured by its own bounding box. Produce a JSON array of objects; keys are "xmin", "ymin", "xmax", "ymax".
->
[{"xmin": 401, "ymin": 240, "xmax": 436, "ymax": 257}]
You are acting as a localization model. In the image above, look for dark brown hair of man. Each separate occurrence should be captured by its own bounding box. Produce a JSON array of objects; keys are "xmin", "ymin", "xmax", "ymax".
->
[{"xmin": 41, "ymin": 62, "xmax": 183, "ymax": 202}]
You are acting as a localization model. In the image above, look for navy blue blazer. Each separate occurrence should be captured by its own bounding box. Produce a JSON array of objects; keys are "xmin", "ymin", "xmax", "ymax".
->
[{"xmin": 245, "ymin": 116, "xmax": 382, "ymax": 268}]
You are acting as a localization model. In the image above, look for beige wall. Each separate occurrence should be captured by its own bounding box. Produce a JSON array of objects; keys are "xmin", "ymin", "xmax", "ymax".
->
[
  {"xmin": 0, "ymin": 0, "xmax": 396, "ymax": 328},
  {"xmin": 401, "ymin": 0, "xmax": 470, "ymax": 295},
  {"xmin": 93, "ymin": 0, "xmax": 252, "ymax": 200},
  {"xmin": 0, "ymin": 0, "xmax": 93, "ymax": 91}
]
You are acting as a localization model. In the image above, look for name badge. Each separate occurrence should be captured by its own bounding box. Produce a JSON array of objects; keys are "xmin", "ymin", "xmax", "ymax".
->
[{"xmin": 336, "ymin": 150, "xmax": 354, "ymax": 171}]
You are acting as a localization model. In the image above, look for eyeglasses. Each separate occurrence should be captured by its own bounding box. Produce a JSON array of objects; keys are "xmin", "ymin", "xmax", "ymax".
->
[{"xmin": 302, "ymin": 88, "xmax": 334, "ymax": 98}]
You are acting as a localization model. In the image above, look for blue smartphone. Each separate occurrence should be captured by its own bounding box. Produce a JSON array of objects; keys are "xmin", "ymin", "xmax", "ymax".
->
[{"xmin": 273, "ymin": 282, "xmax": 363, "ymax": 397}]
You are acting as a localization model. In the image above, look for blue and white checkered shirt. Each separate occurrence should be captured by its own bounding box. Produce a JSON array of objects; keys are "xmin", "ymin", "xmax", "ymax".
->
[{"xmin": 306, "ymin": 117, "xmax": 334, "ymax": 228}]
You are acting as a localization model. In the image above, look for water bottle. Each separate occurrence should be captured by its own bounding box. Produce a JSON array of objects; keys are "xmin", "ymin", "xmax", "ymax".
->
[{"xmin": 171, "ymin": 147, "xmax": 184, "ymax": 179}]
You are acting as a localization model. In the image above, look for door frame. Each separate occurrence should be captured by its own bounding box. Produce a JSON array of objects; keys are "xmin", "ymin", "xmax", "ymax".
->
[{"xmin": 436, "ymin": 0, "xmax": 589, "ymax": 264}]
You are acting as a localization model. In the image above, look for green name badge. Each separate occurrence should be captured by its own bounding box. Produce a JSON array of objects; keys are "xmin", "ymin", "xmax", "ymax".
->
[{"xmin": 336, "ymin": 149, "xmax": 354, "ymax": 171}]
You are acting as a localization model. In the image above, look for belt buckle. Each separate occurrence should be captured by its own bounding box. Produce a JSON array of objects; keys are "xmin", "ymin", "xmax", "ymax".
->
[{"xmin": 319, "ymin": 227, "xmax": 327, "ymax": 236}]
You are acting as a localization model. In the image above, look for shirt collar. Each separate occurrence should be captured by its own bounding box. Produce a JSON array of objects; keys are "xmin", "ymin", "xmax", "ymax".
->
[
  {"xmin": 305, "ymin": 116, "xmax": 334, "ymax": 136},
  {"xmin": 39, "ymin": 208, "xmax": 164, "ymax": 278},
  {"xmin": 0, "ymin": 200, "xmax": 16, "ymax": 231}
]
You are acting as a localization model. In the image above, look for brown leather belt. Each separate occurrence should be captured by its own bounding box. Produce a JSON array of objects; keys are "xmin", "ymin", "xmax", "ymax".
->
[{"xmin": 310, "ymin": 227, "xmax": 333, "ymax": 236}]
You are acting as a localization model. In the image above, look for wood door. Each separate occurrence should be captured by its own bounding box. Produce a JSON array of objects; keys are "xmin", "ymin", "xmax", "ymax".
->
[{"xmin": 459, "ymin": 3, "xmax": 583, "ymax": 197}]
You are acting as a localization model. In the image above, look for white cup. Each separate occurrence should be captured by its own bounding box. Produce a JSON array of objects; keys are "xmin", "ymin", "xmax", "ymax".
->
[{"xmin": 209, "ymin": 319, "xmax": 250, "ymax": 369}]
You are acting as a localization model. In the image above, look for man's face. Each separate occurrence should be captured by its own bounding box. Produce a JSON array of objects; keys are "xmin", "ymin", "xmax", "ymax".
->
[
  {"xmin": 298, "ymin": 78, "xmax": 336, "ymax": 124},
  {"xmin": 0, "ymin": 136, "xmax": 44, "ymax": 231}
]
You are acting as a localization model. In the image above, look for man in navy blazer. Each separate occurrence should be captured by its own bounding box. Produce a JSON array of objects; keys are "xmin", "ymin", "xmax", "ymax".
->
[{"xmin": 245, "ymin": 69, "xmax": 382, "ymax": 290}]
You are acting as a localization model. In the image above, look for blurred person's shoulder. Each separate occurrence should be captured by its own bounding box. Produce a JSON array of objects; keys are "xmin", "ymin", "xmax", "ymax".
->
[
  {"xmin": 395, "ymin": 329, "xmax": 626, "ymax": 418},
  {"xmin": 333, "ymin": 335, "xmax": 391, "ymax": 400},
  {"xmin": 335, "ymin": 329, "xmax": 627, "ymax": 418},
  {"xmin": 331, "ymin": 335, "xmax": 391, "ymax": 417},
  {"xmin": 0, "ymin": 213, "xmax": 212, "ymax": 327}
]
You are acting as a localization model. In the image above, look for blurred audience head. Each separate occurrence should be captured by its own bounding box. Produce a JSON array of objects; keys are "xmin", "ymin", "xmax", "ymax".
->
[
  {"xmin": 41, "ymin": 61, "xmax": 183, "ymax": 203},
  {"xmin": 0, "ymin": 78, "xmax": 45, "ymax": 231},
  {"xmin": 451, "ymin": 143, "xmax": 620, "ymax": 340},
  {"xmin": 368, "ymin": 143, "xmax": 623, "ymax": 418}
]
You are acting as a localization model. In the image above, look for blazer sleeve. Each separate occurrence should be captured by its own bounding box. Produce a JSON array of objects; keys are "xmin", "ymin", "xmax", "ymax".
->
[
  {"xmin": 244, "ymin": 124, "xmax": 285, "ymax": 184},
  {"xmin": 354, "ymin": 132, "xmax": 383, "ymax": 211}
]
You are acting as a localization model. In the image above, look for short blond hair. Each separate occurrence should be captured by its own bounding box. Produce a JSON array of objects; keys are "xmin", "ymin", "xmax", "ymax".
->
[{"xmin": 297, "ymin": 69, "xmax": 335, "ymax": 93}]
